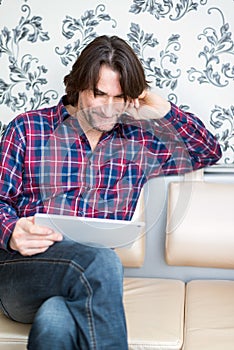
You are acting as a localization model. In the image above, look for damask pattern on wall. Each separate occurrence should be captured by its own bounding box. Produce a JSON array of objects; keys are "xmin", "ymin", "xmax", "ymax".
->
[
  {"xmin": 187, "ymin": 7, "xmax": 234, "ymax": 87},
  {"xmin": 0, "ymin": 4, "xmax": 58, "ymax": 113},
  {"xmin": 129, "ymin": 0, "xmax": 209, "ymax": 21},
  {"xmin": 0, "ymin": 0, "xmax": 233, "ymax": 164}
]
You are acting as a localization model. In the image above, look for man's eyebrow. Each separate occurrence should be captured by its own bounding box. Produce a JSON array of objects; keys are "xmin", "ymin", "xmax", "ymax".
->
[{"xmin": 94, "ymin": 88, "xmax": 124, "ymax": 98}]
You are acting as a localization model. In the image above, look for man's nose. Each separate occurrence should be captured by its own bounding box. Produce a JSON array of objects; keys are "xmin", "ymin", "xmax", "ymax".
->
[{"xmin": 104, "ymin": 97, "xmax": 115, "ymax": 118}]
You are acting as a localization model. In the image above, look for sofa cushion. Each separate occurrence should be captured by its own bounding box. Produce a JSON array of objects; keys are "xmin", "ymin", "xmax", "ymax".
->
[
  {"xmin": 124, "ymin": 277, "xmax": 185, "ymax": 350},
  {"xmin": 183, "ymin": 280, "xmax": 234, "ymax": 350},
  {"xmin": 0, "ymin": 310, "xmax": 29, "ymax": 350},
  {"xmin": 0, "ymin": 278, "xmax": 185, "ymax": 350}
]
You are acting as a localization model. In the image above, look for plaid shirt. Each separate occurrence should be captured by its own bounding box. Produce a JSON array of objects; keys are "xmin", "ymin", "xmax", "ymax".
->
[{"xmin": 0, "ymin": 96, "xmax": 221, "ymax": 251}]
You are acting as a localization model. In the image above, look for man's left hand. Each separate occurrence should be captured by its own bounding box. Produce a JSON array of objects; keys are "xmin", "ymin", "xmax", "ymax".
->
[{"xmin": 126, "ymin": 90, "xmax": 171, "ymax": 120}]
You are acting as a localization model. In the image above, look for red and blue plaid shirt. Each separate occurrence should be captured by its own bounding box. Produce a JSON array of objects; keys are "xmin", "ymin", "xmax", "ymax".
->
[{"xmin": 0, "ymin": 96, "xmax": 221, "ymax": 251}]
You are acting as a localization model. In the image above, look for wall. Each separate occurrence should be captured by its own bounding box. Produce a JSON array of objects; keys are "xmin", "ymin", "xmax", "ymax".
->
[{"xmin": 0, "ymin": 0, "xmax": 234, "ymax": 165}]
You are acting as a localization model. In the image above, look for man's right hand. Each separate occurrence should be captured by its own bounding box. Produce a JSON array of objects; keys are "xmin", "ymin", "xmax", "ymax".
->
[{"xmin": 9, "ymin": 216, "xmax": 63, "ymax": 256}]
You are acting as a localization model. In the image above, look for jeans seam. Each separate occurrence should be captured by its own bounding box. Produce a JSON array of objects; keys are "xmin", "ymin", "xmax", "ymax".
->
[
  {"xmin": 0, "ymin": 258, "xmax": 84, "ymax": 272},
  {"xmin": 80, "ymin": 273, "xmax": 97, "ymax": 350}
]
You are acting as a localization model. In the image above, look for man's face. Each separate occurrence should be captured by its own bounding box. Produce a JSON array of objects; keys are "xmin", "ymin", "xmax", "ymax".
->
[{"xmin": 77, "ymin": 65, "xmax": 127, "ymax": 133}]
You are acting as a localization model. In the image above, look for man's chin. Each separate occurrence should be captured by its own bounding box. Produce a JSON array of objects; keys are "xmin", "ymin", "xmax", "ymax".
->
[
  {"xmin": 93, "ymin": 123, "xmax": 116, "ymax": 133},
  {"xmin": 92, "ymin": 122, "xmax": 116, "ymax": 132}
]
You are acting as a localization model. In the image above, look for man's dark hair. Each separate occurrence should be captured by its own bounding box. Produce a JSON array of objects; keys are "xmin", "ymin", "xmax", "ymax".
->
[{"xmin": 64, "ymin": 35, "xmax": 149, "ymax": 106}]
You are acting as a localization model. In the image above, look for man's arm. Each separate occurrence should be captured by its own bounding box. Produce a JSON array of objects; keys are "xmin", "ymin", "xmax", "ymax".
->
[
  {"xmin": 0, "ymin": 118, "xmax": 62, "ymax": 255},
  {"xmin": 0, "ymin": 119, "xmax": 25, "ymax": 251},
  {"xmin": 159, "ymin": 102, "xmax": 222, "ymax": 173},
  {"xmin": 127, "ymin": 90, "xmax": 222, "ymax": 174}
]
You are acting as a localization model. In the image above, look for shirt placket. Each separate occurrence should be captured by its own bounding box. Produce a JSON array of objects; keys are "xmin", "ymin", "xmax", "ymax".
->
[{"xmin": 79, "ymin": 135, "xmax": 112, "ymax": 217}]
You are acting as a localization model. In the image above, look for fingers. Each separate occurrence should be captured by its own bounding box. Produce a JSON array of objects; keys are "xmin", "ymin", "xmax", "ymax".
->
[
  {"xmin": 130, "ymin": 98, "xmax": 140, "ymax": 109},
  {"xmin": 125, "ymin": 93, "xmax": 153, "ymax": 120},
  {"xmin": 126, "ymin": 90, "xmax": 148, "ymax": 111},
  {"xmin": 23, "ymin": 217, "xmax": 61, "ymax": 238},
  {"xmin": 126, "ymin": 90, "xmax": 171, "ymax": 120},
  {"xmin": 16, "ymin": 240, "xmax": 55, "ymax": 257},
  {"xmin": 9, "ymin": 217, "xmax": 63, "ymax": 256}
]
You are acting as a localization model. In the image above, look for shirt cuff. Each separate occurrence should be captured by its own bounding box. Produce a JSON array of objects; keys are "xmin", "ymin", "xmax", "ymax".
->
[{"xmin": 1, "ymin": 219, "xmax": 18, "ymax": 253}]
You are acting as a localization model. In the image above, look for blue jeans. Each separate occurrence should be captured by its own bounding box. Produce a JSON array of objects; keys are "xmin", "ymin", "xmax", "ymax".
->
[{"xmin": 0, "ymin": 239, "xmax": 128, "ymax": 349}]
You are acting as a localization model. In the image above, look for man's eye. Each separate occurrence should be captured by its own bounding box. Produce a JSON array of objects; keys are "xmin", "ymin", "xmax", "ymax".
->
[
  {"xmin": 94, "ymin": 90, "xmax": 105, "ymax": 97},
  {"xmin": 115, "ymin": 96, "xmax": 124, "ymax": 100}
]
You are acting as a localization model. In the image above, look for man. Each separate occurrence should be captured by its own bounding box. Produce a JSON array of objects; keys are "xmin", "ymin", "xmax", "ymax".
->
[{"xmin": 0, "ymin": 35, "xmax": 221, "ymax": 349}]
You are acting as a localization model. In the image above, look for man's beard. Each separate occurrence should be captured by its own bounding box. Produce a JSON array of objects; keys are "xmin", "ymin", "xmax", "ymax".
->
[
  {"xmin": 79, "ymin": 101, "xmax": 126, "ymax": 133},
  {"xmin": 84, "ymin": 109, "xmax": 118, "ymax": 132}
]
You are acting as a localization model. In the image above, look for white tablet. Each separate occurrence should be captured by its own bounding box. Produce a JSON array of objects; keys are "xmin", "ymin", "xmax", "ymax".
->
[{"xmin": 34, "ymin": 213, "xmax": 145, "ymax": 248}]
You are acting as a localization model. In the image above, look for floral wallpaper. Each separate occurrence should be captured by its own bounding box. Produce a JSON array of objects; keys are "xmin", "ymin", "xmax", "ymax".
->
[{"xmin": 0, "ymin": 0, "xmax": 233, "ymax": 164}]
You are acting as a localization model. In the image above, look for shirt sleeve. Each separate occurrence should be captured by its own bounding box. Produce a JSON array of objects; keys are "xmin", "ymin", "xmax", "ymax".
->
[
  {"xmin": 0, "ymin": 118, "xmax": 26, "ymax": 252},
  {"xmin": 153, "ymin": 102, "xmax": 222, "ymax": 176}
]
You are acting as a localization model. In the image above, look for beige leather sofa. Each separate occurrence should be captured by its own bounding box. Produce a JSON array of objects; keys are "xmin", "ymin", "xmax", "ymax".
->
[{"xmin": 1, "ymin": 169, "xmax": 234, "ymax": 350}]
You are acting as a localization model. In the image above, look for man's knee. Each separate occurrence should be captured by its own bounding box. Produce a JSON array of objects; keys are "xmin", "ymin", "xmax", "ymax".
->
[
  {"xmin": 28, "ymin": 296, "xmax": 77, "ymax": 347},
  {"xmin": 91, "ymin": 248, "xmax": 124, "ymax": 287}
]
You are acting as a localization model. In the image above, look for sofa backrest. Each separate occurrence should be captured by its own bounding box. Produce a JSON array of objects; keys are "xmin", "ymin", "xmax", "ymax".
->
[
  {"xmin": 165, "ymin": 177, "xmax": 234, "ymax": 268},
  {"xmin": 124, "ymin": 170, "xmax": 234, "ymax": 282},
  {"xmin": 116, "ymin": 189, "xmax": 146, "ymax": 268}
]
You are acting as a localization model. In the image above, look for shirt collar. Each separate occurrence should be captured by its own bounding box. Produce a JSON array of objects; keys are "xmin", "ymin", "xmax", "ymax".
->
[{"xmin": 60, "ymin": 95, "xmax": 72, "ymax": 122}]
